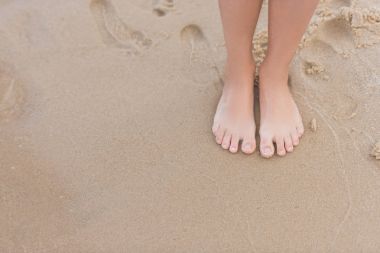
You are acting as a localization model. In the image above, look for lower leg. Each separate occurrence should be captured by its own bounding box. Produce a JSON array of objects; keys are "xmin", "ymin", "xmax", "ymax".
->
[
  {"xmin": 265, "ymin": 0, "xmax": 319, "ymax": 67},
  {"xmin": 219, "ymin": 0, "xmax": 263, "ymax": 70},
  {"xmin": 213, "ymin": 0, "xmax": 263, "ymax": 154},
  {"xmin": 259, "ymin": 0, "xmax": 319, "ymax": 157}
]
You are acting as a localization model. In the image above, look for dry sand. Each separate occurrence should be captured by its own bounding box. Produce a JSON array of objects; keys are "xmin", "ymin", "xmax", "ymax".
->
[{"xmin": 1, "ymin": 0, "xmax": 380, "ymax": 252}]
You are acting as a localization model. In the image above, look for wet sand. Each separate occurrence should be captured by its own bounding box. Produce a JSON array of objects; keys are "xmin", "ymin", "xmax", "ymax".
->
[{"xmin": 1, "ymin": 0, "xmax": 380, "ymax": 252}]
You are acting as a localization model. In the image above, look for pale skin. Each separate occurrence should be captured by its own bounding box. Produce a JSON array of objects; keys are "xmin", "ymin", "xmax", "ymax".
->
[{"xmin": 213, "ymin": 0, "xmax": 319, "ymax": 158}]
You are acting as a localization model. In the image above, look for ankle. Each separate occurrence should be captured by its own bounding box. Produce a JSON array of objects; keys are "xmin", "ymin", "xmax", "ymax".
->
[
  {"xmin": 259, "ymin": 61, "xmax": 289, "ymax": 82},
  {"xmin": 225, "ymin": 58, "xmax": 255, "ymax": 78}
]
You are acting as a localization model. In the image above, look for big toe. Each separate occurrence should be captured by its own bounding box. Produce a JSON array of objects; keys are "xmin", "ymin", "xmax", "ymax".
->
[
  {"xmin": 260, "ymin": 136, "xmax": 275, "ymax": 158},
  {"xmin": 241, "ymin": 136, "xmax": 256, "ymax": 154}
]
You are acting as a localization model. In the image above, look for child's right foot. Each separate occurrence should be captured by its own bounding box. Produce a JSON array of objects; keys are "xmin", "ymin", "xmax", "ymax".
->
[{"xmin": 212, "ymin": 61, "xmax": 256, "ymax": 154}]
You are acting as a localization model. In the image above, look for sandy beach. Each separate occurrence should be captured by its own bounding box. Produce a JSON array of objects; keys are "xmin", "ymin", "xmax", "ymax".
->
[{"xmin": 1, "ymin": 0, "xmax": 380, "ymax": 251}]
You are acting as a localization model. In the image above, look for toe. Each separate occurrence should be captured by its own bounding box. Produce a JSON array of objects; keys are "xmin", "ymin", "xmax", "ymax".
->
[
  {"xmin": 284, "ymin": 135, "xmax": 294, "ymax": 153},
  {"xmin": 212, "ymin": 123, "xmax": 219, "ymax": 136},
  {"xmin": 291, "ymin": 130, "xmax": 299, "ymax": 146},
  {"xmin": 275, "ymin": 137, "xmax": 286, "ymax": 156},
  {"xmin": 222, "ymin": 131, "xmax": 232, "ymax": 150},
  {"xmin": 241, "ymin": 135, "xmax": 256, "ymax": 154},
  {"xmin": 215, "ymin": 127, "xmax": 225, "ymax": 145},
  {"xmin": 297, "ymin": 123, "xmax": 305, "ymax": 138},
  {"xmin": 260, "ymin": 135, "xmax": 275, "ymax": 158},
  {"xmin": 229, "ymin": 134, "xmax": 240, "ymax": 153}
]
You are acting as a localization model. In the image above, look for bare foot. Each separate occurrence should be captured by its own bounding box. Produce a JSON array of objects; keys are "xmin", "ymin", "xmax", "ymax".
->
[
  {"xmin": 212, "ymin": 61, "xmax": 256, "ymax": 154},
  {"xmin": 258, "ymin": 63, "xmax": 304, "ymax": 158}
]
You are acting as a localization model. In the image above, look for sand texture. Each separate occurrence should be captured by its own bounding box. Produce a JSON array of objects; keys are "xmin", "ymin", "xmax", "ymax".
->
[{"xmin": 1, "ymin": 0, "xmax": 380, "ymax": 252}]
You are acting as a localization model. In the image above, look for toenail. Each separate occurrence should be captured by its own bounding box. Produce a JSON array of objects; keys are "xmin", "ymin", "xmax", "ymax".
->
[
  {"xmin": 244, "ymin": 143, "xmax": 252, "ymax": 149},
  {"xmin": 263, "ymin": 147, "xmax": 272, "ymax": 155}
]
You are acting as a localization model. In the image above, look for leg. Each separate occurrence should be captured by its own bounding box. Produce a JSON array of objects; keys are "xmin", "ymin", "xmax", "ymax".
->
[
  {"xmin": 258, "ymin": 0, "xmax": 319, "ymax": 158},
  {"xmin": 213, "ymin": 0, "xmax": 263, "ymax": 154}
]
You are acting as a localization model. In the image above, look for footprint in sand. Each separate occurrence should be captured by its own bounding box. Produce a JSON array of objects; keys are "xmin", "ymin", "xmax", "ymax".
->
[
  {"xmin": 152, "ymin": 0, "xmax": 175, "ymax": 17},
  {"xmin": 341, "ymin": 7, "xmax": 380, "ymax": 48},
  {"xmin": 331, "ymin": 94, "xmax": 359, "ymax": 120},
  {"xmin": 305, "ymin": 4, "xmax": 380, "ymax": 52},
  {"xmin": 297, "ymin": 52, "xmax": 359, "ymax": 120},
  {"xmin": 306, "ymin": 15, "xmax": 356, "ymax": 55},
  {"xmin": 0, "ymin": 63, "xmax": 24, "ymax": 122},
  {"xmin": 89, "ymin": 0, "xmax": 152, "ymax": 53},
  {"xmin": 180, "ymin": 24, "xmax": 223, "ymax": 87}
]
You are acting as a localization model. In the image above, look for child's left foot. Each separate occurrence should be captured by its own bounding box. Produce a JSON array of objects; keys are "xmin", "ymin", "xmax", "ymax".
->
[{"xmin": 258, "ymin": 63, "xmax": 304, "ymax": 158}]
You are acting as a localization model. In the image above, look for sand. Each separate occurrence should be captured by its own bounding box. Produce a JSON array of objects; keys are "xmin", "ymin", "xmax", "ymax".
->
[{"xmin": 0, "ymin": 0, "xmax": 380, "ymax": 252}]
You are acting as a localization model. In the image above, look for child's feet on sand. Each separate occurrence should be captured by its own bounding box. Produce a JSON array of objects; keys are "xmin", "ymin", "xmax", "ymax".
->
[
  {"xmin": 212, "ymin": 61, "xmax": 256, "ymax": 154},
  {"xmin": 258, "ymin": 63, "xmax": 304, "ymax": 158}
]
